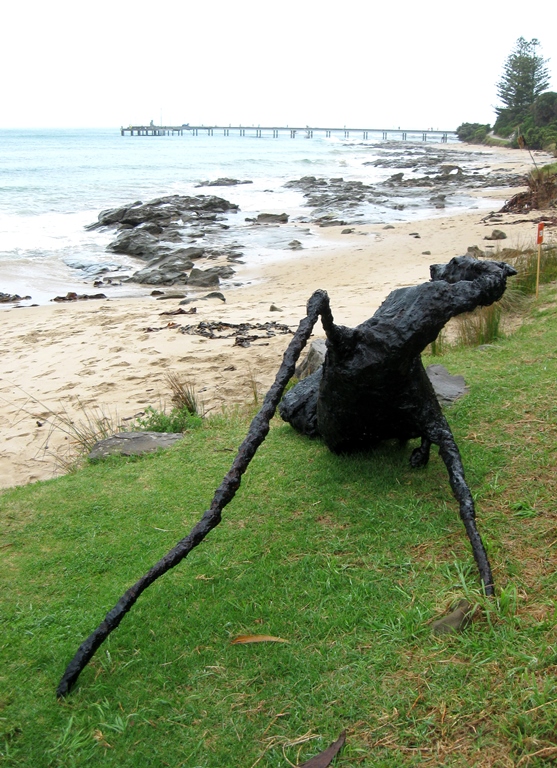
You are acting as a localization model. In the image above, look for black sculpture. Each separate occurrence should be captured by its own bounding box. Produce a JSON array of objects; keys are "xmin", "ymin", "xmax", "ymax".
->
[{"xmin": 57, "ymin": 256, "xmax": 515, "ymax": 697}]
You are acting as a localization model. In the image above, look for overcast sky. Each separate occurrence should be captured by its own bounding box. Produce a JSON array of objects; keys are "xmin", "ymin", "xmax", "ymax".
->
[{"xmin": 2, "ymin": 0, "xmax": 555, "ymax": 130}]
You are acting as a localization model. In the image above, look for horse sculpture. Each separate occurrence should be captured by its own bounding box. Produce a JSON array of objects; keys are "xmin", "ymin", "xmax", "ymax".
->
[{"xmin": 57, "ymin": 255, "xmax": 515, "ymax": 697}]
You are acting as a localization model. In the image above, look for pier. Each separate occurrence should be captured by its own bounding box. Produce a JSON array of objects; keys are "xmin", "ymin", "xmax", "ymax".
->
[{"xmin": 121, "ymin": 124, "xmax": 456, "ymax": 142}]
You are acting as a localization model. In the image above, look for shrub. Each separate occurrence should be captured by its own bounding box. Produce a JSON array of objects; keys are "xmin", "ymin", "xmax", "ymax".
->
[
  {"xmin": 132, "ymin": 405, "xmax": 202, "ymax": 434},
  {"xmin": 456, "ymin": 122, "xmax": 491, "ymax": 143}
]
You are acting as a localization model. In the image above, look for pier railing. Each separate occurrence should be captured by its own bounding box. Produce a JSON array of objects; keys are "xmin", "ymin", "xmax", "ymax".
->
[{"xmin": 121, "ymin": 124, "xmax": 456, "ymax": 142}]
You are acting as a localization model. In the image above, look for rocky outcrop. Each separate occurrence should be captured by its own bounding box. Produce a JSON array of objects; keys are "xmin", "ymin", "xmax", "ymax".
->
[
  {"xmin": 0, "ymin": 292, "xmax": 32, "ymax": 303},
  {"xmin": 52, "ymin": 292, "xmax": 107, "ymax": 302},
  {"xmin": 86, "ymin": 195, "xmax": 240, "ymax": 287},
  {"xmin": 284, "ymin": 146, "xmax": 527, "ymax": 226},
  {"xmin": 245, "ymin": 212, "xmax": 289, "ymax": 224},
  {"xmin": 196, "ymin": 178, "xmax": 253, "ymax": 187},
  {"xmin": 86, "ymin": 194, "xmax": 238, "ymax": 232}
]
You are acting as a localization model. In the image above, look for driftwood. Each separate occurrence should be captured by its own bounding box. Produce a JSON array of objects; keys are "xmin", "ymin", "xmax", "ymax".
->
[{"xmin": 57, "ymin": 256, "xmax": 515, "ymax": 698}]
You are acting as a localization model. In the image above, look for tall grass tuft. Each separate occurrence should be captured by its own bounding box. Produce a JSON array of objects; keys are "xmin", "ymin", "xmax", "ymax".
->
[
  {"xmin": 429, "ymin": 328, "xmax": 447, "ymax": 356},
  {"xmin": 165, "ymin": 372, "xmax": 203, "ymax": 417},
  {"xmin": 455, "ymin": 303, "xmax": 502, "ymax": 347},
  {"xmin": 503, "ymin": 244, "xmax": 557, "ymax": 295},
  {"xmin": 130, "ymin": 373, "xmax": 204, "ymax": 433},
  {"xmin": 42, "ymin": 399, "xmax": 123, "ymax": 471}
]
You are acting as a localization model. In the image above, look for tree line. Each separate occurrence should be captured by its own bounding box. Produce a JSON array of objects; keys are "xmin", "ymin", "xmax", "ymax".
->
[{"xmin": 457, "ymin": 38, "xmax": 557, "ymax": 152}]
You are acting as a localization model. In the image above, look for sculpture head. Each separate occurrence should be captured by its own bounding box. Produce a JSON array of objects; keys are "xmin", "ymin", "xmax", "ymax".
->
[{"xmin": 430, "ymin": 255, "xmax": 517, "ymax": 284}]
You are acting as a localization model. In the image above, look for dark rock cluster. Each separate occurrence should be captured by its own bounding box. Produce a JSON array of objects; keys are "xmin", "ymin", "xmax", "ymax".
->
[
  {"xmin": 0, "ymin": 292, "xmax": 32, "ymax": 303},
  {"xmin": 85, "ymin": 194, "xmax": 242, "ymax": 287},
  {"xmin": 195, "ymin": 178, "xmax": 253, "ymax": 188},
  {"xmin": 284, "ymin": 144, "xmax": 527, "ymax": 225}
]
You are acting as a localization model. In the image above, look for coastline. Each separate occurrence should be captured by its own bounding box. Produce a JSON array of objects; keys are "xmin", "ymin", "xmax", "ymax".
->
[{"xmin": 0, "ymin": 144, "xmax": 553, "ymax": 490}]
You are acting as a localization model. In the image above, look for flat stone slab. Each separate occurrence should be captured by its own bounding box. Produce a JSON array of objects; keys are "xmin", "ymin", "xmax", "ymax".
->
[
  {"xmin": 426, "ymin": 364, "xmax": 468, "ymax": 407},
  {"xmin": 88, "ymin": 431, "xmax": 184, "ymax": 460}
]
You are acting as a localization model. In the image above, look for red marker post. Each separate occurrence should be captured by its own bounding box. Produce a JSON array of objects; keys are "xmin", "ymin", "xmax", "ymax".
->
[{"xmin": 536, "ymin": 222, "xmax": 544, "ymax": 298}]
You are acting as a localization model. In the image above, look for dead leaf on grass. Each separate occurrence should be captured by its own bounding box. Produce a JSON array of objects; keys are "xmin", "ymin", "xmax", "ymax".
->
[
  {"xmin": 230, "ymin": 634, "xmax": 289, "ymax": 645},
  {"xmin": 93, "ymin": 729, "xmax": 112, "ymax": 748},
  {"xmin": 297, "ymin": 730, "xmax": 346, "ymax": 767}
]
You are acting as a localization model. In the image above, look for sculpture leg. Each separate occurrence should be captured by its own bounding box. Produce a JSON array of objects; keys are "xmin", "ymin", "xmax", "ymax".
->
[
  {"xmin": 57, "ymin": 290, "xmax": 332, "ymax": 698},
  {"xmin": 427, "ymin": 420, "xmax": 494, "ymax": 596},
  {"xmin": 410, "ymin": 437, "xmax": 432, "ymax": 468}
]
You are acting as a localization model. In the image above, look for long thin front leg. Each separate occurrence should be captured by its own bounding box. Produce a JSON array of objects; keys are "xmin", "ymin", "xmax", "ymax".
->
[
  {"xmin": 432, "ymin": 422, "xmax": 494, "ymax": 596},
  {"xmin": 57, "ymin": 290, "xmax": 331, "ymax": 698}
]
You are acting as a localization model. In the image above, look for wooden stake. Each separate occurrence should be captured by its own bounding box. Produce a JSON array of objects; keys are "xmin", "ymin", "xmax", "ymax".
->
[
  {"xmin": 536, "ymin": 222, "xmax": 545, "ymax": 299},
  {"xmin": 536, "ymin": 242, "xmax": 542, "ymax": 298}
]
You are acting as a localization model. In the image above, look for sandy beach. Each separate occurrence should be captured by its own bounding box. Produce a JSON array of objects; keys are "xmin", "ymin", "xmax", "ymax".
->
[{"xmin": 1, "ymin": 144, "xmax": 553, "ymax": 489}]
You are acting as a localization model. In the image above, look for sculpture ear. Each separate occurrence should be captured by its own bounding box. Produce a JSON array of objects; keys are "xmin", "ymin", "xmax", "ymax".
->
[
  {"xmin": 429, "ymin": 263, "xmax": 445, "ymax": 281},
  {"xmin": 497, "ymin": 262, "xmax": 518, "ymax": 277}
]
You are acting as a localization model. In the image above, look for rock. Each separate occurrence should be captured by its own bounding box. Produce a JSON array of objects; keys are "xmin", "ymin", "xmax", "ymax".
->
[
  {"xmin": 270, "ymin": 304, "xmax": 282, "ymax": 312},
  {"xmin": 64, "ymin": 259, "xmax": 126, "ymax": 277},
  {"xmin": 128, "ymin": 253, "xmax": 196, "ymax": 285},
  {"xmin": 126, "ymin": 247, "xmax": 213, "ymax": 286},
  {"xmin": 467, "ymin": 246, "xmax": 483, "ymax": 257},
  {"xmin": 51, "ymin": 292, "xmax": 107, "ymax": 302},
  {"xmin": 179, "ymin": 291, "xmax": 226, "ymax": 304},
  {"xmin": 205, "ymin": 266, "xmax": 235, "ymax": 279},
  {"xmin": 166, "ymin": 246, "xmax": 205, "ymax": 260},
  {"xmin": 341, "ymin": 228, "xmax": 355, "ymax": 234},
  {"xmin": 129, "ymin": 268, "xmax": 190, "ymax": 286},
  {"xmin": 432, "ymin": 600, "xmax": 473, "ymax": 635},
  {"xmin": 88, "ymin": 431, "xmax": 184, "ymax": 460},
  {"xmin": 383, "ymin": 224, "xmax": 395, "ymax": 230},
  {"xmin": 439, "ymin": 165, "xmax": 463, "ymax": 178},
  {"xmin": 86, "ymin": 195, "xmax": 240, "ymax": 282},
  {"xmin": 187, "ymin": 268, "xmax": 220, "ymax": 287},
  {"xmin": 295, "ymin": 338, "xmax": 328, "ymax": 379},
  {"xmin": 196, "ymin": 178, "xmax": 253, "ymax": 187},
  {"xmin": 87, "ymin": 195, "xmax": 239, "ymax": 231},
  {"xmin": 288, "ymin": 240, "xmax": 303, "ymax": 250},
  {"xmin": 422, "ymin": 251, "xmax": 431, "ymax": 255},
  {"xmin": 485, "ymin": 229, "xmax": 507, "ymax": 241},
  {"xmin": 430, "ymin": 193, "xmax": 446, "ymax": 209},
  {"xmin": 426, "ymin": 364, "xmax": 468, "ymax": 407},
  {"xmin": 317, "ymin": 218, "xmax": 347, "ymax": 228},
  {"xmin": 253, "ymin": 213, "xmax": 289, "ymax": 224},
  {"xmin": 204, "ymin": 291, "xmax": 227, "ymax": 302},
  {"xmin": 107, "ymin": 229, "xmax": 162, "ymax": 259},
  {"xmin": 280, "ymin": 368, "xmax": 322, "ymax": 437},
  {"xmin": 0, "ymin": 292, "xmax": 32, "ymax": 303},
  {"xmin": 87, "ymin": 200, "xmax": 143, "ymax": 229}
]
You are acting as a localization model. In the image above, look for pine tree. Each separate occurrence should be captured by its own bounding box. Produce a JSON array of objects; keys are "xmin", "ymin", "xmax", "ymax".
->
[{"xmin": 496, "ymin": 38, "xmax": 550, "ymax": 122}]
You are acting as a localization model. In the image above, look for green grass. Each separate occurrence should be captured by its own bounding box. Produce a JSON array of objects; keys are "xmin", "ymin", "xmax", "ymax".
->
[{"xmin": 2, "ymin": 288, "xmax": 557, "ymax": 766}]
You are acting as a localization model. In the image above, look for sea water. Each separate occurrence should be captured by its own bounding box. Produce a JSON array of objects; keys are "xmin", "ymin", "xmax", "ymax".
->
[{"xmin": 0, "ymin": 128, "xmax": 493, "ymax": 305}]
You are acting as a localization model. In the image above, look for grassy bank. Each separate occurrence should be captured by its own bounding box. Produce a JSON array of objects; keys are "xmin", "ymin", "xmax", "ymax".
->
[{"xmin": 2, "ymin": 287, "xmax": 557, "ymax": 767}]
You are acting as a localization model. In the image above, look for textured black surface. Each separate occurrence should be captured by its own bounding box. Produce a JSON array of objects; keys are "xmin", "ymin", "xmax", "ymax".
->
[{"xmin": 281, "ymin": 256, "xmax": 517, "ymax": 596}]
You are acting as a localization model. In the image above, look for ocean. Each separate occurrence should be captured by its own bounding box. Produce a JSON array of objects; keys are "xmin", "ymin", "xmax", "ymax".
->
[{"xmin": 0, "ymin": 128, "xmax": 500, "ymax": 306}]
